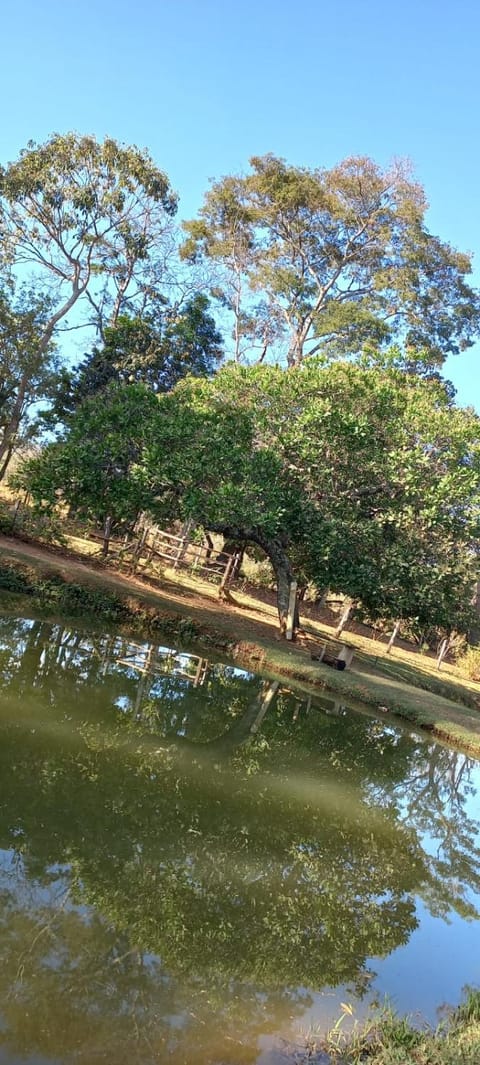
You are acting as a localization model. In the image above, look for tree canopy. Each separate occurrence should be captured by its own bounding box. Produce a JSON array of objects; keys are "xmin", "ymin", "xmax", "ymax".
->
[
  {"xmin": 0, "ymin": 133, "xmax": 177, "ymax": 339},
  {"xmin": 20, "ymin": 359, "xmax": 480, "ymax": 637},
  {"xmin": 182, "ymin": 154, "xmax": 480, "ymax": 366},
  {"xmin": 138, "ymin": 361, "xmax": 479, "ymax": 633},
  {"xmin": 18, "ymin": 383, "xmax": 158, "ymax": 543}
]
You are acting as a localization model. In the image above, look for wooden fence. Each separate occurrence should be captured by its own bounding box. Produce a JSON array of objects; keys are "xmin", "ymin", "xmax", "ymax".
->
[{"xmin": 97, "ymin": 519, "xmax": 242, "ymax": 594}]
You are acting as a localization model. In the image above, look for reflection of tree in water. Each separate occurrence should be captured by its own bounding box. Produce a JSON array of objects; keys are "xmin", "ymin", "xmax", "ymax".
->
[
  {"xmin": 0, "ymin": 616, "xmax": 478, "ymax": 1063},
  {"xmin": 0, "ymin": 879, "xmax": 304, "ymax": 1065},
  {"xmin": 387, "ymin": 744, "xmax": 480, "ymax": 918},
  {"xmin": 0, "ymin": 617, "xmax": 263, "ymax": 742}
]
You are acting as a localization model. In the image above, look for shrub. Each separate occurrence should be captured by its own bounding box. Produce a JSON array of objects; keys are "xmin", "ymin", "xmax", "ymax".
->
[{"xmin": 456, "ymin": 645, "xmax": 480, "ymax": 681}]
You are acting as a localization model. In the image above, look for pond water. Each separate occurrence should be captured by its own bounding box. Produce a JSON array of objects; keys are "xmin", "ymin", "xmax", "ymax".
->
[{"xmin": 0, "ymin": 614, "xmax": 479, "ymax": 1064}]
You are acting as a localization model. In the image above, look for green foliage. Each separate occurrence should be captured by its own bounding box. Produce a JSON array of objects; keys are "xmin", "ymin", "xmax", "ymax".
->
[
  {"xmin": 0, "ymin": 133, "xmax": 176, "ymax": 285},
  {"xmin": 0, "ymin": 560, "xmax": 130, "ymax": 620},
  {"xmin": 0, "ymin": 501, "xmax": 16, "ymax": 533},
  {"xmin": 0, "ymin": 131, "xmax": 177, "ymax": 376},
  {"xmin": 146, "ymin": 361, "xmax": 480, "ymax": 634},
  {"xmin": 46, "ymin": 296, "xmax": 223, "ymax": 426},
  {"xmin": 455, "ymin": 987, "xmax": 480, "ymax": 1025},
  {"xmin": 182, "ymin": 154, "xmax": 480, "ymax": 365},
  {"xmin": 0, "ymin": 560, "xmax": 37, "ymax": 594},
  {"xmin": 318, "ymin": 991, "xmax": 480, "ymax": 1064},
  {"xmin": 15, "ymin": 383, "xmax": 158, "ymax": 534},
  {"xmin": 16, "ymin": 358, "xmax": 480, "ymax": 636}
]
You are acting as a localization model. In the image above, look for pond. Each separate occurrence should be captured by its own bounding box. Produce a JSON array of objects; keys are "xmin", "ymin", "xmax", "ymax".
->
[{"xmin": 0, "ymin": 613, "xmax": 479, "ymax": 1064}]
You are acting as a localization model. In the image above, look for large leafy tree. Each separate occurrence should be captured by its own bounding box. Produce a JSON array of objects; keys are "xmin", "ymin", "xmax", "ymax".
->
[
  {"xmin": 144, "ymin": 362, "xmax": 480, "ymax": 636},
  {"xmin": 46, "ymin": 295, "xmax": 223, "ymax": 425},
  {"xmin": 18, "ymin": 362, "xmax": 480, "ymax": 636},
  {"xmin": 182, "ymin": 154, "xmax": 480, "ymax": 366},
  {"xmin": 0, "ymin": 133, "xmax": 178, "ymax": 346}
]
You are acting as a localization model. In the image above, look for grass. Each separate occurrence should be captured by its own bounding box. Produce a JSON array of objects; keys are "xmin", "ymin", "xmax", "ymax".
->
[
  {"xmin": 299, "ymin": 990, "xmax": 480, "ymax": 1064},
  {"xmin": 228, "ymin": 636, "xmax": 480, "ymax": 757}
]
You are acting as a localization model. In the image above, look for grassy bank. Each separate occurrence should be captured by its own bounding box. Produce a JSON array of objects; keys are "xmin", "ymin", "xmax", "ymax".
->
[
  {"xmin": 0, "ymin": 554, "xmax": 234, "ymax": 650},
  {"xmin": 1, "ymin": 537, "xmax": 480, "ymax": 757},
  {"xmin": 296, "ymin": 990, "xmax": 480, "ymax": 1064}
]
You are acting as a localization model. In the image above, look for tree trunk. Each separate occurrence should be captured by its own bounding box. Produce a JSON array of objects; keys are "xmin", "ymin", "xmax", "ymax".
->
[
  {"xmin": 207, "ymin": 523, "xmax": 300, "ymax": 638},
  {"xmin": 0, "ymin": 375, "xmax": 28, "ymax": 480},
  {"xmin": 102, "ymin": 515, "xmax": 113, "ymax": 557},
  {"xmin": 0, "ymin": 442, "xmax": 15, "ymax": 482},
  {"xmin": 261, "ymin": 537, "xmax": 299, "ymax": 637},
  {"xmin": 220, "ymin": 538, "xmax": 245, "ymax": 570}
]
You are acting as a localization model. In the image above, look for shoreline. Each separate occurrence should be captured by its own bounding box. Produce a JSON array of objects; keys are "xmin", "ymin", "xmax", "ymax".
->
[{"xmin": 1, "ymin": 534, "xmax": 480, "ymax": 758}]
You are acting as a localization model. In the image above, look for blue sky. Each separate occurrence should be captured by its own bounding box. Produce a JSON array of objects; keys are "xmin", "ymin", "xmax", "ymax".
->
[{"xmin": 1, "ymin": 0, "xmax": 479, "ymax": 406}]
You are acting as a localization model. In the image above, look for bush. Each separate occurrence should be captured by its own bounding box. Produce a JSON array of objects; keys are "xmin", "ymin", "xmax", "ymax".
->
[{"xmin": 456, "ymin": 645, "xmax": 480, "ymax": 681}]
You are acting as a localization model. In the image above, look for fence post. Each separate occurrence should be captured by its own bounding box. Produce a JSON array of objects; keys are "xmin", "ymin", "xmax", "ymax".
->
[
  {"xmin": 436, "ymin": 635, "xmax": 451, "ymax": 670},
  {"xmin": 173, "ymin": 519, "xmax": 194, "ymax": 569},
  {"xmin": 386, "ymin": 620, "xmax": 401, "ymax": 655},
  {"xmin": 131, "ymin": 525, "xmax": 148, "ymax": 573},
  {"xmin": 219, "ymin": 554, "xmax": 235, "ymax": 597},
  {"xmin": 102, "ymin": 516, "xmax": 113, "ymax": 558},
  {"xmin": 286, "ymin": 580, "xmax": 298, "ymax": 641},
  {"xmin": 334, "ymin": 600, "xmax": 355, "ymax": 639},
  {"xmin": 11, "ymin": 498, "xmax": 21, "ymax": 530},
  {"xmin": 250, "ymin": 681, "xmax": 280, "ymax": 734}
]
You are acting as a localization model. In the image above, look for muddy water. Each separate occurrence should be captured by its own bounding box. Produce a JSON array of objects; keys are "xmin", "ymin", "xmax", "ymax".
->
[{"xmin": 0, "ymin": 614, "xmax": 479, "ymax": 1064}]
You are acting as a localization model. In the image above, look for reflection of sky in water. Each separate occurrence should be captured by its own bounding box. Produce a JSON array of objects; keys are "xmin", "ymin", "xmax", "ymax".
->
[{"xmin": 284, "ymin": 889, "xmax": 480, "ymax": 1040}]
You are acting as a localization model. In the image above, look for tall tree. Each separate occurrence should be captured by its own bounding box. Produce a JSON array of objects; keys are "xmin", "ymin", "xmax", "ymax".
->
[
  {"xmin": 182, "ymin": 154, "xmax": 480, "ymax": 366},
  {"xmin": 0, "ymin": 133, "xmax": 178, "ymax": 348}
]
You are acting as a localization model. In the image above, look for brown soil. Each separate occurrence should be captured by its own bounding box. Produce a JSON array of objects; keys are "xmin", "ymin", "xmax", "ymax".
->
[{"xmin": 0, "ymin": 533, "xmax": 282, "ymax": 645}]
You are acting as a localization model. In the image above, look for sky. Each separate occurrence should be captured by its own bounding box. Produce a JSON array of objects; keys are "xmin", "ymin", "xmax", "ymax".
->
[{"xmin": 1, "ymin": 0, "xmax": 479, "ymax": 406}]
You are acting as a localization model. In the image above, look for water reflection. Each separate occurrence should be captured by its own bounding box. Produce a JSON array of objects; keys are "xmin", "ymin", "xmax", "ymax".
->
[{"xmin": 0, "ymin": 616, "xmax": 479, "ymax": 1063}]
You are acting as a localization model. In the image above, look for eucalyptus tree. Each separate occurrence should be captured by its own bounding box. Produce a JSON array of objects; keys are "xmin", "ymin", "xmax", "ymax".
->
[
  {"xmin": 0, "ymin": 134, "xmax": 178, "ymax": 469},
  {"xmin": 182, "ymin": 154, "xmax": 480, "ymax": 366},
  {"xmin": 0, "ymin": 132, "xmax": 178, "ymax": 345}
]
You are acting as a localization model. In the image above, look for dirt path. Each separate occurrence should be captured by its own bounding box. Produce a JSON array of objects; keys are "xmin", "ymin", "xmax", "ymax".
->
[{"xmin": 0, "ymin": 534, "xmax": 280, "ymax": 644}]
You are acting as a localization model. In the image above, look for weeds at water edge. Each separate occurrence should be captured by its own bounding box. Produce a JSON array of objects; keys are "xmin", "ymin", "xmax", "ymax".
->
[{"xmin": 302, "ymin": 990, "xmax": 480, "ymax": 1064}]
